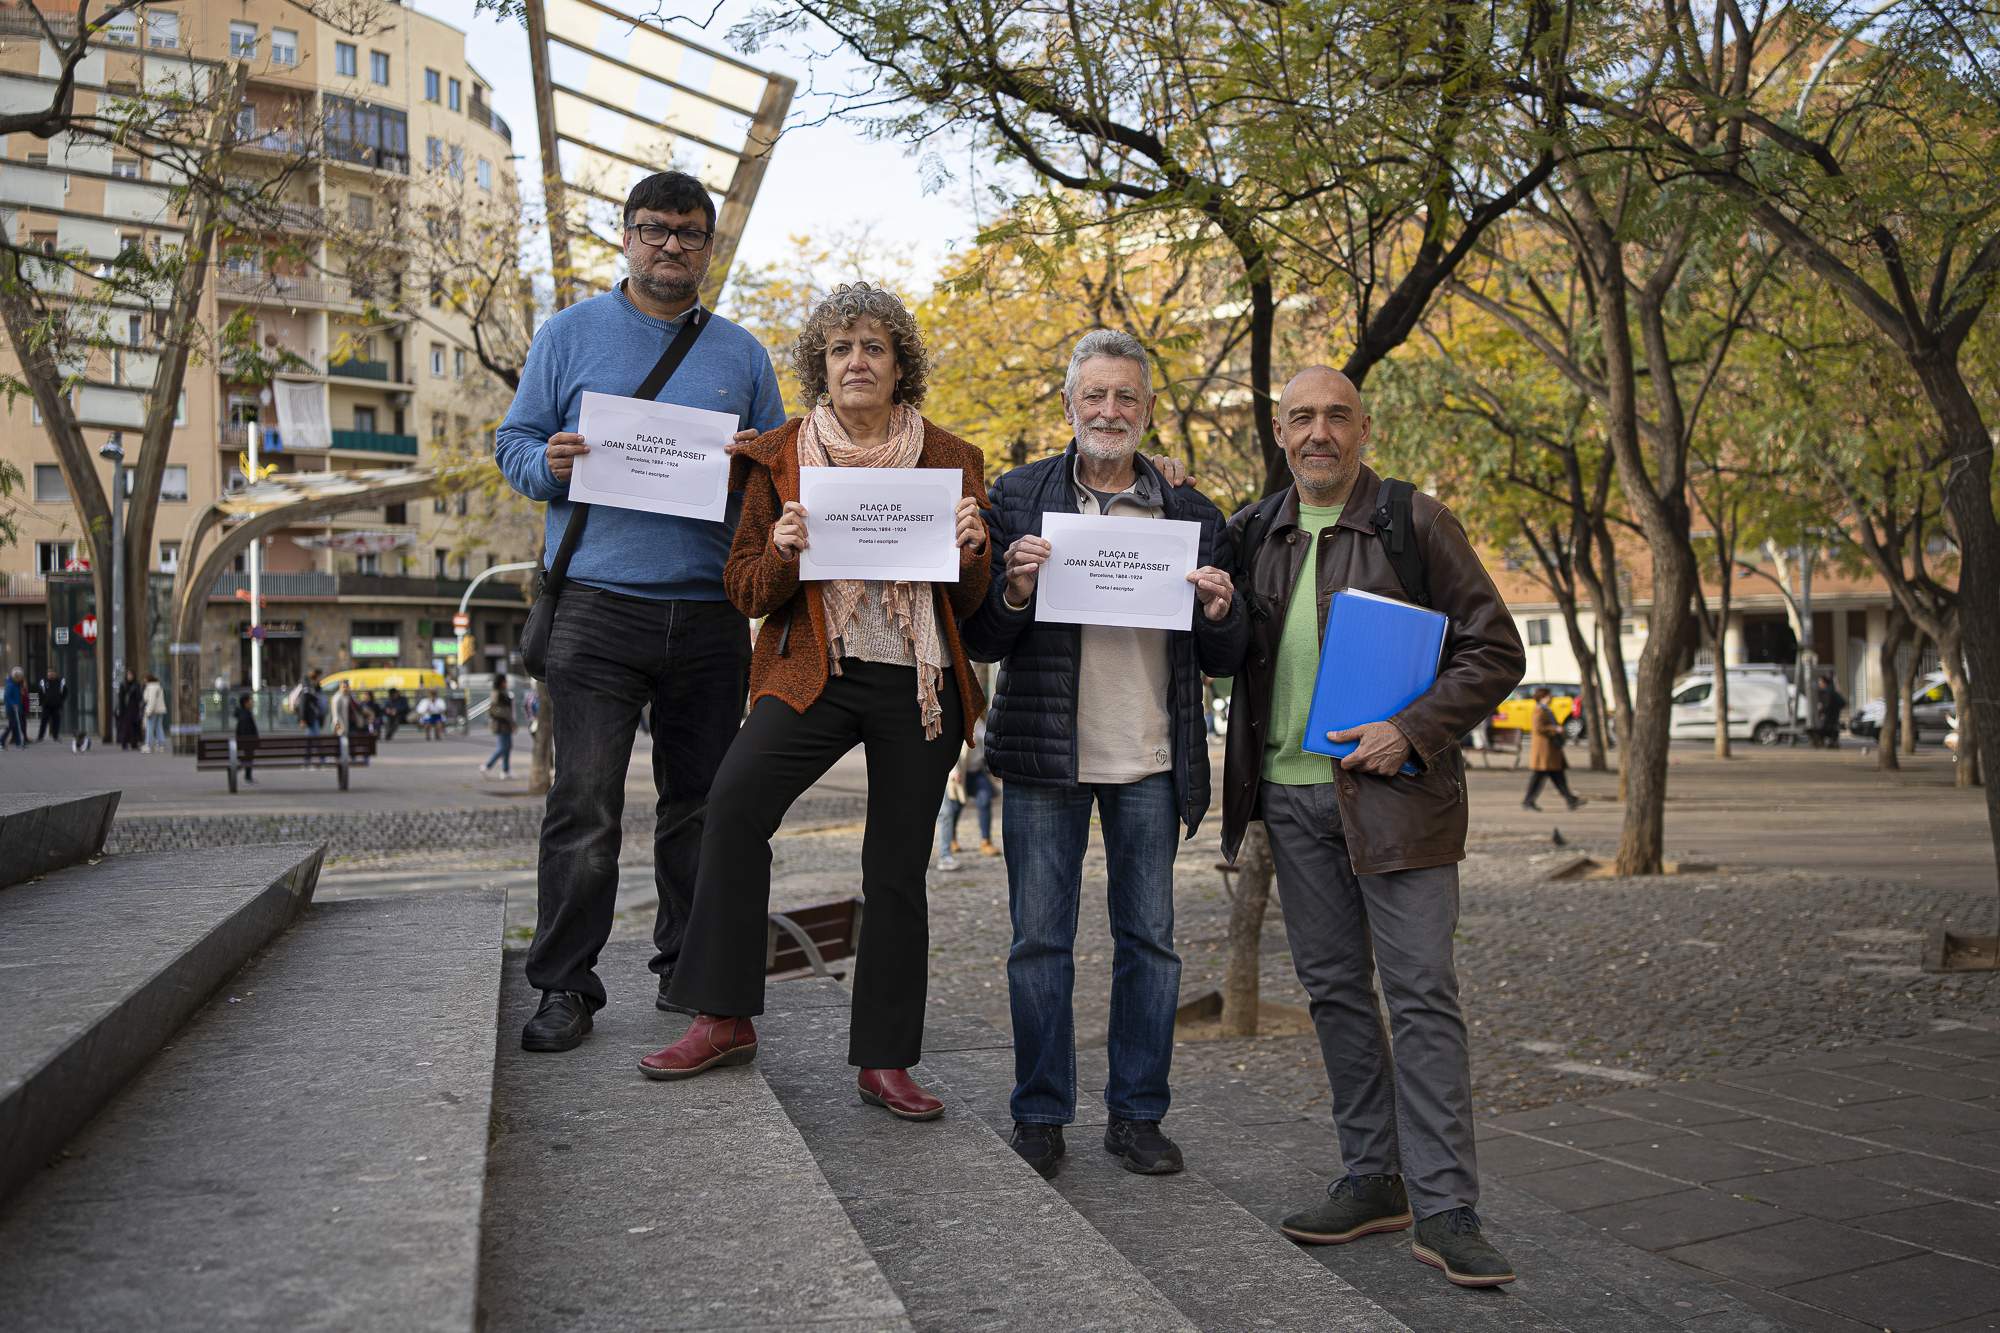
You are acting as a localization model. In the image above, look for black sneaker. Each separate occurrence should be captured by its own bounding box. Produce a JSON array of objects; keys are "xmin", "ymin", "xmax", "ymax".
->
[
  {"xmin": 1412, "ymin": 1207, "xmax": 1517, "ymax": 1287},
  {"xmin": 1011, "ymin": 1122, "xmax": 1066, "ymax": 1178},
  {"xmin": 656, "ymin": 973, "xmax": 696, "ymax": 1016},
  {"xmin": 1103, "ymin": 1117, "xmax": 1184, "ymax": 1175},
  {"xmin": 1281, "ymin": 1173, "xmax": 1413, "ymax": 1244},
  {"xmin": 521, "ymin": 990, "xmax": 594, "ymax": 1052}
]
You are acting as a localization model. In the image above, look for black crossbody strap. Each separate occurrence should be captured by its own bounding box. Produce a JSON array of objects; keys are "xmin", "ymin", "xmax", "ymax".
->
[{"xmin": 543, "ymin": 307, "xmax": 710, "ymax": 593}]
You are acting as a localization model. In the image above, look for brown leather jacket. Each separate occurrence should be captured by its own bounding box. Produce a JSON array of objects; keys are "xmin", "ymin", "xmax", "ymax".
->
[
  {"xmin": 1219, "ymin": 466, "xmax": 1525, "ymax": 873},
  {"xmin": 726, "ymin": 417, "xmax": 991, "ymax": 744}
]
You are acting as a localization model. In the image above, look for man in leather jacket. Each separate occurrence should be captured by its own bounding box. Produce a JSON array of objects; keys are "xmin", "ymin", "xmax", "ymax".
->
[{"xmin": 1220, "ymin": 366, "xmax": 1525, "ymax": 1287}]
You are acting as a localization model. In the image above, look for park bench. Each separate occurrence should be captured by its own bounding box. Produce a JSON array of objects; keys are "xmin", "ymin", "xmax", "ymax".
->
[
  {"xmin": 1475, "ymin": 726, "xmax": 1525, "ymax": 769},
  {"xmin": 195, "ymin": 733, "xmax": 377, "ymax": 793},
  {"xmin": 767, "ymin": 898, "xmax": 864, "ymax": 981}
]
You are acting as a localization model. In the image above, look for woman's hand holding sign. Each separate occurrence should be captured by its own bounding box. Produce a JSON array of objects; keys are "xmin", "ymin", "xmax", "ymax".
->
[
  {"xmin": 771, "ymin": 501, "xmax": 810, "ymax": 562},
  {"xmin": 955, "ymin": 496, "xmax": 987, "ymax": 555}
]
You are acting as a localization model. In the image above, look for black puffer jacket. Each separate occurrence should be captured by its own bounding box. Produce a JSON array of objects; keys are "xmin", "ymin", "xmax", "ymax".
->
[{"xmin": 961, "ymin": 445, "xmax": 1248, "ymax": 837}]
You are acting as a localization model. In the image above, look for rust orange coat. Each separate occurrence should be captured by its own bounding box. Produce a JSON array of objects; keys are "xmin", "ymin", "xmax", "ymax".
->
[{"xmin": 725, "ymin": 417, "xmax": 991, "ymax": 744}]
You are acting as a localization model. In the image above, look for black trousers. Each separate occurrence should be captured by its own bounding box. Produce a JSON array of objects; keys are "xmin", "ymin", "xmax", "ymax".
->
[
  {"xmin": 1525, "ymin": 769, "xmax": 1575, "ymax": 803},
  {"xmin": 37, "ymin": 706, "xmax": 61, "ymax": 741},
  {"xmin": 527, "ymin": 585, "xmax": 750, "ymax": 1007},
  {"xmin": 668, "ymin": 660, "xmax": 963, "ymax": 1069}
]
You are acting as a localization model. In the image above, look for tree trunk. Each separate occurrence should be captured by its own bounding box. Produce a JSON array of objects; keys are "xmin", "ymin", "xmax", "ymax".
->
[
  {"xmin": 1619, "ymin": 557, "xmax": 1696, "ymax": 877},
  {"xmin": 1900, "ymin": 641, "xmax": 1922, "ymax": 755},
  {"xmin": 530, "ymin": 678, "xmax": 555, "ymax": 795},
  {"xmin": 1938, "ymin": 636, "xmax": 1981, "ymax": 790},
  {"xmin": 1222, "ymin": 822, "xmax": 1275, "ymax": 1037},
  {"xmin": 1712, "ymin": 584, "xmax": 1728, "ymax": 752},
  {"xmin": 1556, "ymin": 593, "xmax": 1607, "ymax": 771},
  {"xmin": 1878, "ymin": 607, "xmax": 1908, "ymax": 772}
]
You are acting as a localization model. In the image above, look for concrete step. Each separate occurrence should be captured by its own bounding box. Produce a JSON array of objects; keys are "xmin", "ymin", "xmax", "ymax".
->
[
  {"xmin": 1157, "ymin": 1074, "xmax": 1787, "ymax": 1332},
  {"xmin": 0, "ymin": 790, "xmax": 120, "ymax": 890},
  {"xmin": 0, "ymin": 889, "xmax": 506, "ymax": 1330},
  {"xmin": 0, "ymin": 841, "xmax": 323, "ymax": 1202},
  {"xmin": 752, "ymin": 980, "xmax": 1197, "ymax": 1332},
  {"xmin": 919, "ymin": 1033, "xmax": 1412, "ymax": 1331},
  {"xmin": 480, "ymin": 944, "xmax": 912, "ymax": 1332}
]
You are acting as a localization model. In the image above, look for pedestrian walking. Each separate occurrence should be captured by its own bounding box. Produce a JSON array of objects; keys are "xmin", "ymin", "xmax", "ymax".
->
[
  {"xmin": 934, "ymin": 718, "xmax": 997, "ymax": 870},
  {"xmin": 1815, "ymin": 672, "xmax": 1846, "ymax": 748},
  {"xmin": 494, "ymin": 169, "xmax": 783, "ymax": 1049},
  {"xmin": 34, "ymin": 668, "xmax": 66, "ymax": 742},
  {"xmin": 482, "ymin": 674, "xmax": 515, "ymax": 778},
  {"xmin": 117, "ymin": 670, "xmax": 144, "ymax": 749},
  {"xmin": 141, "ymin": 674, "xmax": 168, "ymax": 752},
  {"xmin": 1220, "ymin": 365, "xmax": 1525, "ymax": 1288},
  {"xmin": 1523, "ymin": 687, "xmax": 1584, "ymax": 812},
  {"xmin": 2, "ymin": 667, "xmax": 25, "ymax": 748},
  {"xmin": 235, "ymin": 692, "xmax": 259, "ymax": 785},
  {"xmin": 964, "ymin": 328, "xmax": 1244, "ymax": 1179}
]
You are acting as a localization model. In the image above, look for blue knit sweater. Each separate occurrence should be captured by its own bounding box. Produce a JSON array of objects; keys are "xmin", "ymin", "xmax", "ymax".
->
[{"xmin": 494, "ymin": 285, "xmax": 786, "ymax": 601}]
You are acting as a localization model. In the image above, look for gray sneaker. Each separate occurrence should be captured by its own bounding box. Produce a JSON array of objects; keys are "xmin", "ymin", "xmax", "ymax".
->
[
  {"xmin": 1281, "ymin": 1173, "xmax": 1413, "ymax": 1244},
  {"xmin": 1412, "ymin": 1207, "xmax": 1517, "ymax": 1287}
]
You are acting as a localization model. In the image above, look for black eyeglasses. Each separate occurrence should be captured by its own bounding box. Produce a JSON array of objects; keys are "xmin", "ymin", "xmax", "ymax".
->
[{"xmin": 627, "ymin": 223, "xmax": 712, "ymax": 251}]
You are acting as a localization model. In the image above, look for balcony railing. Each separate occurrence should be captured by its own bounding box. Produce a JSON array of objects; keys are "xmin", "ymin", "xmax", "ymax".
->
[
  {"xmin": 328, "ymin": 358, "xmax": 390, "ymax": 382},
  {"xmin": 208, "ymin": 572, "xmax": 527, "ymax": 603},
  {"xmin": 330, "ymin": 429, "xmax": 418, "ymax": 456},
  {"xmin": 215, "ymin": 268, "xmax": 330, "ymax": 305},
  {"xmin": 469, "ymin": 95, "xmax": 513, "ymax": 145}
]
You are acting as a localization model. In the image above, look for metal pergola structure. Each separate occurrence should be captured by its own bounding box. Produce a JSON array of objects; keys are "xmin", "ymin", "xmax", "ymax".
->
[
  {"xmin": 522, "ymin": 0, "xmax": 794, "ymax": 311},
  {"xmin": 167, "ymin": 468, "xmax": 442, "ymax": 752}
]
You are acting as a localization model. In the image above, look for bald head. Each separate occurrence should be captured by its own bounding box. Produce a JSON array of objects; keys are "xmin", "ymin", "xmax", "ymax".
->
[
  {"xmin": 1278, "ymin": 365, "xmax": 1362, "ymax": 415},
  {"xmin": 1275, "ymin": 364, "xmax": 1370, "ymax": 505}
]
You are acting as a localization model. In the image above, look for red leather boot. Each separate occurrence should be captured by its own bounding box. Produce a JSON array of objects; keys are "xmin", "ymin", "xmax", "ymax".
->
[
  {"xmin": 638, "ymin": 1015, "xmax": 758, "ymax": 1081},
  {"xmin": 858, "ymin": 1067, "xmax": 945, "ymax": 1120}
]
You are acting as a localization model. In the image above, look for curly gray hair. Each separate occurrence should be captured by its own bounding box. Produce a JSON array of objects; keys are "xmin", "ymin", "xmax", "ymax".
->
[{"xmin": 792, "ymin": 282, "xmax": 929, "ymax": 408}]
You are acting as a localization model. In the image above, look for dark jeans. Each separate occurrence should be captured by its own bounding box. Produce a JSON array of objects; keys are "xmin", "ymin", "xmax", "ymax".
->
[
  {"xmin": 1524, "ymin": 769, "xmax": 1574, "ymax": 804},
  {"xmin": 3, "ymin": 704, "xmax": 24, "ymax": 746},
  {"xmin": 527, "ymin": 585, "xmax": 750, "ymax": 1008},
  {"xmin": 1260, "ymin": 781, "xmax": 1476, "ymax": 1219},
  {"xmin": 1002, "ymin": 771, "xmax": 1181, "ymax": 1125},
  {"xmin": 36, "ymin": 706, "xmax": 61, "ymax": 741},
  {"xmin": 668, "ymin": 661, "xmax": 963, "ymax": 1068}
]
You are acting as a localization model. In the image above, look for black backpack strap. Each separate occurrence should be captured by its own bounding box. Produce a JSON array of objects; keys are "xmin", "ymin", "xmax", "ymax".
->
[
  {"xmin": 1235, "ymin": 491, "xmax": 1287, "ymax": 623},
  {"xmin": 1371, "ymin": 477, "xmax": 1430, "ymax": 608},
  {"xmin": 542, "ymin": 307, "xmax": 710, "ymax": 594}
]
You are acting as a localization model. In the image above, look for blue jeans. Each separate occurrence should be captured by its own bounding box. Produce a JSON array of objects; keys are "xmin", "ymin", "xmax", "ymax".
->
[
  {"xmin": 1002, "ymin": 771, "xmax": 1181, "ymax": 1125},
  {"xmin": 485, "ymin": 730, "xmax": 513, "ymax": 774}
]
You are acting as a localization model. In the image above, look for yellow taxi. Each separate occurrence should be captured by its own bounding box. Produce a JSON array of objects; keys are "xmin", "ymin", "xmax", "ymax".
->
[
  {"xmin": 1491, "ymin": 682, "xmax": 1580, "ymax": 733},
  {"xmin": 318, "ymin": 667, "xmax": 451, "ymax": 694}
]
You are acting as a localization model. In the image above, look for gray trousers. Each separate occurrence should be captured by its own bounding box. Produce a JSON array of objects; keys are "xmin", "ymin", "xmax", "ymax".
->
[{"xmin": 1259, "ymin": 781, "xmax": 1478, "ymax": 1219}]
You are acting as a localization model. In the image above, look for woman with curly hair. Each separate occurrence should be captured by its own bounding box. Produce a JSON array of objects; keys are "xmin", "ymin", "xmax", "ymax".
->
[{"xmin": 642, "ymin": 282, "xmax": 990, "ymax": 1120}]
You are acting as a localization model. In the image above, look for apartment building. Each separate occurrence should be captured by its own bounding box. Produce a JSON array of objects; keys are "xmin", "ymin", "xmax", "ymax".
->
[{"xmin": 0, "ymin": 0, "xmax": 530, "ymax": 702}]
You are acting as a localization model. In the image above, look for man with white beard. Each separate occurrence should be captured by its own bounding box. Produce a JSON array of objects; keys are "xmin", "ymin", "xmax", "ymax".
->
[{"xmin": 963, "ymin": 329, "xmax": 1246, "ymax": 1179}]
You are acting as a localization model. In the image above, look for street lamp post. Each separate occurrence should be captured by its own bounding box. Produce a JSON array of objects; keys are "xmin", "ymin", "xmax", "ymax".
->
[{"xmin": 100, "ymin": 433, "xmax": 126, "ymax": 738}]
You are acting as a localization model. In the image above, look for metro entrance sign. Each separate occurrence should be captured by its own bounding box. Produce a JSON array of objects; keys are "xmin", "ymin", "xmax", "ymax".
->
[{"xmin": 75, "ymin": 617, "xmax": 98, "ymax": 643}]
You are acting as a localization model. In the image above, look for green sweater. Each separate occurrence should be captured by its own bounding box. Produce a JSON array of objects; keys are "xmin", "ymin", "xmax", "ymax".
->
[{"xmin": 1263, "ymin": 503, "xmax": 1343, "ymax": 784}]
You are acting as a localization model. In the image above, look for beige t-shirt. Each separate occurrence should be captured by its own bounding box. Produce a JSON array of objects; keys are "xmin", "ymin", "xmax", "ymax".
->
[{"xmin": 1070, "ymin": 458, "xmax": 1173, "ymax": 785}]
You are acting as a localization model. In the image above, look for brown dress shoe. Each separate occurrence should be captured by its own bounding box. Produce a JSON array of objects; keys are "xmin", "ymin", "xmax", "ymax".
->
[
  {"xmin": 638, "ymin": 1015, "xmax": 758, "ymax": 1081},
  {"xmin": 858, "ymin": 1067, "xmax": 945, "ymax": 1121}
]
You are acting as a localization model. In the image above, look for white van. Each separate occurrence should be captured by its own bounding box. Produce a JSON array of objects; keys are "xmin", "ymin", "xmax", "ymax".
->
[{"xmin": 1669, "ymin": 667, "xmax": 1801, "ymax": 745}]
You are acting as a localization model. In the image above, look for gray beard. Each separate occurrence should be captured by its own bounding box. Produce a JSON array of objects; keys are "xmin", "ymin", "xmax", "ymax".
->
[{"xmin": 1073, "ymin": 428, "xmax": 1135, "ymax": 463}]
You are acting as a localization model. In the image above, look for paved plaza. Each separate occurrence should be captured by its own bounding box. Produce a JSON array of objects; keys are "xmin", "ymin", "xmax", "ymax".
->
[{"xmin": 7, "ymin": 733, "xmax": 1995, "ymax": 1328}]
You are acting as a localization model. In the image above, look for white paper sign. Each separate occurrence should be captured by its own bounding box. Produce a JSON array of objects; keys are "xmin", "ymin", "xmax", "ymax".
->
[
  {"xmin": 1035, "ymin": 512, "xmax": 1200, "ymax": 630},
  {"xmin": 569, "ymin": 390, "xmax": 736, "ymax": 521},
  {"xmin": 797, "ymin": 466, "xmax": 961, "ymax": 582}
]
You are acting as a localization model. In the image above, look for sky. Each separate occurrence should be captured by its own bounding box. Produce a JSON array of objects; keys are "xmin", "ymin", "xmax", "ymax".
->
[{"xmin": 410, "ymin": 0, "xmax": 984, "ymax": 293}]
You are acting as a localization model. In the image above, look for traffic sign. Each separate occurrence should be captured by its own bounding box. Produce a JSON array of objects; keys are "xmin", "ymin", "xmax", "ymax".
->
[
  {"xmin": 53, "ymin": 627, "xmax": 69, "ymax": 646},
  {"xmin": 452, "ymin": 612, "xmax": 470, "ymax": 634}
]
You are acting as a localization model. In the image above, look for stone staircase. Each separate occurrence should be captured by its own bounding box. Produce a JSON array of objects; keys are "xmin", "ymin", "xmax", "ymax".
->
[{"xmin": 0, "ymin": 790, "xmax": 1781, "ymax": 1330}]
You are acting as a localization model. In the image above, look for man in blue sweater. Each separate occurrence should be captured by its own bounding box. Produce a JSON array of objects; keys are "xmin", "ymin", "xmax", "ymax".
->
[{"xmin": 495, "ymin": 171, "xmax": 786, "ymax": 1052}]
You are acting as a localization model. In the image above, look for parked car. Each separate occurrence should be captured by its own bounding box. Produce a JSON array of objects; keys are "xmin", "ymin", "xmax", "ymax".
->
[
  {"xmin": 1492, "ymin": 683, "xmax": 1583, "ymax": 739},
  {"xmin": 1669, "ymin": 667, "xmax": 1800, "ymax": 745},
  {"xmin": 1849, "ymin": 671, "xmax": 1953, "ymax": 742}
]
